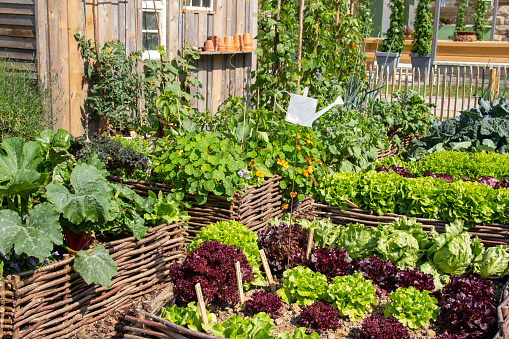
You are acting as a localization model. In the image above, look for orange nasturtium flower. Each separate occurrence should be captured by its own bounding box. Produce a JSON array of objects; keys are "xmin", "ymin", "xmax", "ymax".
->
[
  {"xmin": 296, "ymin": 145, "xmax": 302, "ymax": 150},
  {"xmin": 179, "ymin": 165, "xmax": 183, "ymax": 169},
  {"xmin": 277, "ymin": 158, "xmax": 289, "ymax": 170},
  {"xmin": 282, "ymin": 203, "xmax": 289, "ymax": 209},
  {"xmin": 205, "ymin": 149, "xmax": 210, "ymax": 154},
  {"xmin": 256, "ymin": 171, "xmax": 265, "ymax": 178},
  {"xmin": 290, "ymin": 192, "xmax": 297, "ymax": 198},
  {"xmin": 249, "ymin": 159, "xmax": 255, "ymax": 167}
]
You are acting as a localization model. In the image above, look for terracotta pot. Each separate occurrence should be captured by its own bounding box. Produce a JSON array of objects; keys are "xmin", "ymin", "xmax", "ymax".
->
[
  {"xmin": 211, "ymin": 35, "xmax": 219, "ymax": 51},
  {"xmin": 204, "ymin": 39, "xmax": 214, "ymax": 52},
  {"xmin": 233, "ymin": 34, "xmax": 242, "ymax": 51},
  {"xmin": 224, "ymin": 36, "xmax": 234, "ymax": 52},
  {"xmin": 217, "ymin": 38, "xmax": 225, "ymax": 51},
  {"xmin": 242, "ymin": 33, "xmax": 254, "ymax": 51}
]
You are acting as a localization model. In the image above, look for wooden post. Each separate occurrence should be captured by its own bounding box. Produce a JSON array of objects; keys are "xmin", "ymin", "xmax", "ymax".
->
[
  {"xmin": 468, "ymin": 66, "xmax": 473, "ymax": 109},
  {"xmin": 296, "ymin": 0, "xmax": 305, "ymax": 84},
  {"xmin": 489, "ymin": 67, "xmax": 500, "ymax": 100},
  {"xmin": 435, "ymin": 67, "xmax": 440, "ymax": 117},
  {"xmin": 235, "ymin": 262, "xmax": 245, "ymax": 305},
  {"xmin": 306, "ymin": 228, "xmax": 314, "ymax": 259},
  {"xmin": 447, "ymin": 66, "xmax": 453, "ymax": 120},
  {"xmin": 440, "ymin": 67, "xmax": 447, "ymax": 121},
  {"xmin": 259, "ymin": 249, "xmax": 276, "ymax": 293},
  {"xmin": 405, "ymin": 68, "xmax": 409, "ymax": 92},
  {"xmin": 398, "ymin": 67, "xmax": 403, "ymax": 91},
  {"xmin": 454, "ymin": 66, "xmax": 460, "ymax": 118},
  {"xmin": 461, "ymin": 66, "xmax": 466, "ymax": 111},
  {"xmin": 391, "ymin": 66, "xmax": 396, "ymax": 101},
  {"xmin": 195, "ymin": 283, "xmax": 209, "ymax": 326}
]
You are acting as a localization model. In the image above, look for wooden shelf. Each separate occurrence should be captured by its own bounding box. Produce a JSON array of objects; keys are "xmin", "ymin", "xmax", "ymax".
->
[{"xmin": 197, "ymin": 50, "xmax": 254, "ymax": 55}]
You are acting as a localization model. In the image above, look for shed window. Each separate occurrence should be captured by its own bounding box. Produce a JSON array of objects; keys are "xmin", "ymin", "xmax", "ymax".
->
[
  {"xmin": 142, "ymin": 0, "xmax": 166, "ymax": 59},
  {"xmin": 184, "ymin": 0, "xmax": 213, "ymax": 11}
]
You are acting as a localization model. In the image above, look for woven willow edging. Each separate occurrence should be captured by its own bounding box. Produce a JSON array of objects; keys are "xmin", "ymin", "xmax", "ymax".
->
[
  {"xmin": 377, "ymin": 135, "xmax": 415, "ymax": 161},
  {"xmin": 308, "ymin": 202, "xmax": 509, "ymax": 246},
  {"xmin": 0, "ymin": 222, "xmax": 186, "ymax": 339},
  {"xmin": 108, "ymin": 175, "xmax": 284, "ymax": 236}
]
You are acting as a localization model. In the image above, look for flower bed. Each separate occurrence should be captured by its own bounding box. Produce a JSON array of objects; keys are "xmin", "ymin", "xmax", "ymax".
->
[
  {"xmin": 0, "ymin": 222, "xmax": 186, "ymax": 339},
  {"xmin": 108, "ymin": 175, "xmax": 284, "ymax": 236}
]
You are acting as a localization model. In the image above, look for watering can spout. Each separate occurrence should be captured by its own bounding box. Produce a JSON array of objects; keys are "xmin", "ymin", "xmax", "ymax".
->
[{"xmin": 316, "ymin": 94, "xmax": 344, "ymax": 118}]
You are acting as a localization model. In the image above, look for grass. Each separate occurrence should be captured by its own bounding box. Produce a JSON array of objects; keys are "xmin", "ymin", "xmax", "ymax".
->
[{"xmin": 0, "ymin": 59, "xmax": 53, "ymax": 141}]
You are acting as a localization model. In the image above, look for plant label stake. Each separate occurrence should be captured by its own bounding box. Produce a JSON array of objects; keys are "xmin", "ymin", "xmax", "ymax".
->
[
  {"xmin": 259, "ymin": 249, "xmax": 276, "ymax": 292},
  {"xmin": 275, "ymin": 87, "xmax": 344, "ymax": 127},
  {"xmin": 235, "ymin": 261, "xmax": 245, "ymax": 305},
  {"xmin": 194, "ymin": 283, "xmax": 209, "ymax": 326},
  {"xmin": 306, "ymin": 228, "xmax": 315, "ymax": 260}
]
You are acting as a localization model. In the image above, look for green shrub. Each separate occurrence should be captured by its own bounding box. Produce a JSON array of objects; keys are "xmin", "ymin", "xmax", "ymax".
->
[{"xmin": 0, "ymin": 60, "xmax": 53, "ymax": 141}]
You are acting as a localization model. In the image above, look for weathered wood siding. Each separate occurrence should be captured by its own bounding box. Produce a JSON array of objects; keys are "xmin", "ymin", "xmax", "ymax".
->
[
  {"xmin": 168, "ymin": 0, "xmax": 258, "ymax": 113},
  {"xmin": 34, "ymin": 0, "xmax": 140, "ymax": 137},
  {"xmin": 2, "ymin": 0, "xmax": 257, "ymax": 136},
  {"xmin": 0, "ymin": 0, "xmax": 37, "ymax": 70}
]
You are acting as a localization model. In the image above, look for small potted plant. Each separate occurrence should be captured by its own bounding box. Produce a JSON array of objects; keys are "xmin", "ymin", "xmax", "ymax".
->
[
  {"xmin": 453, "ymin": 0, "xmax": 477, "ymax": 41},
  {"xmin": 376, "ymin": 0, "xmax": 405, "ymax": 71},
  {"xmin": 472, "ymin": 0, "xmax": 489, "ymax": 41},
  {"xmin": 403, "ymin": 26, "xmax": 414, "ymax": 39},
  {"xmin": 409, "ymin": 0, "xmax": 433, "ymax": 80}
]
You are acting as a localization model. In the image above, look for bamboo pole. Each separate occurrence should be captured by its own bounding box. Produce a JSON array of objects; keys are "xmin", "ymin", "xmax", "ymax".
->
[{"xmin": 296, "ymin": 0, "xmax": 305, "ymax": 84}]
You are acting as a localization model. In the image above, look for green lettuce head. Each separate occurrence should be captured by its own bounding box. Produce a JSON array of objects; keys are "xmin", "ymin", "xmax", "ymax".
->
[{"xmin": 473, "ymin": 245, "xmax": 509, "ymax": 279}]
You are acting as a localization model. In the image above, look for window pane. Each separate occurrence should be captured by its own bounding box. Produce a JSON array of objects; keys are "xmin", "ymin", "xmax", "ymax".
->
[
  {"xmin": 192, "ymin": 0, "xmax": 200, "ymax": 6},
  {"xmin": 142, "ymin": 32, "xmax": 159, "ymax": 51},
  {"xmin": 202, "ymin": 0, "xmax": 211, "ymax": 8},
  {"xmin": 142, "ymin": 11, "xmax": 158, "ymax": 30}
]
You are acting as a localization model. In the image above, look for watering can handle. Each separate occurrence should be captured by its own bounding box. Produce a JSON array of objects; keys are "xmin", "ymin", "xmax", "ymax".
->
[{"xmin": 274, "ymin": 90, "xmax": 291, "ymax": 113}]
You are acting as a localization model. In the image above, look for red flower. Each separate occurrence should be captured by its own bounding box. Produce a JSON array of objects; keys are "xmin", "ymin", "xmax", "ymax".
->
[{"xmin": 327, "ymin": 26, "xmax": 331, "ymax": 30}]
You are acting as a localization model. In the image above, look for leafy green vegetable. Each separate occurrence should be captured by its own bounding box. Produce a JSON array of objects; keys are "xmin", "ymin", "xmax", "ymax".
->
[
  {"xmin": 73, "ymin": 245, "xmax": 118, "ymax": 288},
  {"xmin": 202, "ymin": 312, "xmax": 275, "ymax": 338},
  {"xmin": 473, "ymin": 245, "xmax": 509, "ymax": 279},
  {"xmin": 384, "ymin": 286, "xmax": 439, "ymax": 329},
  {"xmin": 325, "ymin": 272, "xmax": 377, "ymax": 321},
  {"xmin": 159, "ymin": 302, "xmax": 217, "ymax": 332},
  {"xmin": 143, "ymin": 190, "xmax": 190, "ymax": 226},
  {"xmin": 0, "ymin": 202, "xmax": 62, "ymax": 261},
  {"xmin": 427, "ymin": 220, "xmax": 484, "ymax": 276},
  {"xmin": 188, "ymin": 220, "xmax": 265, "ymax": 286},
  {"xmin": 276, "ymin": 266, "xmax": 328, "ymax": 306},
  {"xmin": 278, "ymin": 328, "xmax": 320, "ymax": 339},
  {"xmin": 335, "ymin": 222, "xmax": 376, "ymax": 259},
  {"xmin": 46, "ymin": 163, "xmax": 113, "ymax": 224},
  {"xmin": 419, "ymin": 262, "xmax": 450, "ymax": 290}
]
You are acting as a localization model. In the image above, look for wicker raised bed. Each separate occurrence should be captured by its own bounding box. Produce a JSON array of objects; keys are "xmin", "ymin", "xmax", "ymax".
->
[
  {"xmin": 496, "ymin": 281, "xmax": 509, "ymax": 339},
  {"xmin": 0, "ymin": 222, "xmax": 186, "ymax": 339},
  {"xmin": 377, "ymin": 135, "xmax": 415, "ymax": 161},
  {"xmin": 303, "ymin": 201, "xmax": 509, "ymax": 247},
  {"xmin": 108, "ymin": 175, "xmax": 284, "ymax": 237}
]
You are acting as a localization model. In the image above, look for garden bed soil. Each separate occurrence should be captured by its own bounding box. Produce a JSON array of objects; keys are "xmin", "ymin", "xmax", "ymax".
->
[
  {"xmin": 0, "ymin": 222, "xmax": 186, "ymax": 339},
  {"xmin": 125, "ymin": 278, "xmax": 503, "ymax": 339},
  {"xmin": 108, "ymin": 175, "xmax": 284, "ymax": 237}
]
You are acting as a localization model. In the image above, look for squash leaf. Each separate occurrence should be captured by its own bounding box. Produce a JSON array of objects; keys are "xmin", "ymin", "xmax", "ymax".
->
[
  {"xmin": 74, "ymin": 245, "xmax": 117, "ymax": 288},
  {"xmin": 46, "ymin": 163, "xmax": 113, "ymax": 224},
  {"xmin": 0, "ymin": 203, "xmax": 62, "ymax": 261}
]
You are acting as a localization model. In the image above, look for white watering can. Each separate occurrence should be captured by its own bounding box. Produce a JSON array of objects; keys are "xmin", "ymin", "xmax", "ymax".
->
[{"xmin": 275, "ymin": 87, "xmax": 344, "ymax": 127}]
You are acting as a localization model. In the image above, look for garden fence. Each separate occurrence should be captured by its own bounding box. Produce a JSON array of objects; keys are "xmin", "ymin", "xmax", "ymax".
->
[{"xmin": 370, "ymin": 64, "xmax": 509, "ymax": 120}]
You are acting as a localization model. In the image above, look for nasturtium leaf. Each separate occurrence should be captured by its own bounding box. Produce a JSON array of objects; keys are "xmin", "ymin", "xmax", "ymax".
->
[
  {"xmin": 74, "ymin": 245, "xmax": 117, "ymax": 288},
  {"xmin": 46, "ymin": 164, "xmax": 113, "ymax": 224},
  {"xmin": 0, "ymin": 203, "xmax": 62, "ymax": 261}
]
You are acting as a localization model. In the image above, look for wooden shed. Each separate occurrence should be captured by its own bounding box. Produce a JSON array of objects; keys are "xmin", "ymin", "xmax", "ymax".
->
[{"xmin": 0, "ymin": 0, "xmax": 258, "ymax": 137}]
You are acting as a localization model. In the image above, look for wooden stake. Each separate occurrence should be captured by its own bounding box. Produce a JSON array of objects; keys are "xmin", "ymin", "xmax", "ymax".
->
[
  {"xmin": 323, "ymin": 218, "xmax": 330, "ymax": 247},
  {"xmin": 296, "ymin": 0, "xmax": 305, "ymax": 84},
  {"xmin": 194, "ymin": 283, "xmax": 209, "ymax": 325},
  {"xmin": 259, "ymin": 249, "xmax": 276, "ymax": 293},
  {"xmin": 342, "ymin": 198, "xmax": 358, "ymax": 209},
  {"xmin": 306, "ymin": 228, "xmax": 315, "ymax": 260},
  {"xmin": 235, "ymin": 261, "xmax": 245, "ymax": 305}
]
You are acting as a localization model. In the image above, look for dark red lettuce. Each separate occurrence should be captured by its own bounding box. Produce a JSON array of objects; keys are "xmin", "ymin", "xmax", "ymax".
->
[
  {"xmin": 309, "ymin": 246, "xmax": 351, "ymax": 280},
  {"xmin": 245, "ymin": 291, "xmax": 283, "ymax": 318},
  {"xmin": 357, "ymin": 315, "xmax": 410, "ymax": 339},
  {"xmin": 440, "ymin": 275, "xmax": 496, "ymax": 338},
  {"xmin": 300, "ymin": 301, "xmax": 341, "ymax": 334},
  {"xmin": 375, "ymin": 165, "xmax": 415, "ymax": 178},
  {"xmin": 351, "ymin": 255, "xmax": 399, "ymax": 294},
  {"xmin": 495, "ymin": 178, "xmax": 509, "ymax": 189},
  {"xmin": 169, "ymin": 241, "xmax": 254, "ymax": 306},
  {"xmin": 394, "ymin": 267, "xmax": 435, "ymax": 292},
  {"xmin": 257, "ymin": 222, "xmax": 310, "ymax": 274},
  {"xmin": 423, "ymin": 170, "xmax": 454, "ymax": 182}
]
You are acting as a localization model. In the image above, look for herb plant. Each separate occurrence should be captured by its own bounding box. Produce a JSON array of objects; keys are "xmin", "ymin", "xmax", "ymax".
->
[
  {"xmin": 384, "ymin": 286, "xmax": 439, "ymax": 329},
  {"xmin": 325, "ymin": 272, "xmax": 378, "ymax": 321},
  {"xmin": 357, "ymin": 315, "xmax": 410, "ymax": 339},
  {"xmin": 300, "ymin": 301, "xmax": 341, "ymax": 334},
  {"xmin": 169, "ymin": 241, "xmax": 254, "ymax": 306},
  {"xmin": 245, "ymin": 291, "xmax": 283, "ymax": 318},
  {"xmin": 276, "ymin": 266, "xmax": 328, "ymax": 306}
]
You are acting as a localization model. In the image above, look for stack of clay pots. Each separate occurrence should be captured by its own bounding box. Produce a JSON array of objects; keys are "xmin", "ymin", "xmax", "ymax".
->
[{"xmin": 203, "ymin": 33, "xmax": 254, "ymax": 52}]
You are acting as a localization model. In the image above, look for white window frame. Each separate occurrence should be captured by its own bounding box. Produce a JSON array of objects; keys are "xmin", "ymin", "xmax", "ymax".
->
[
  {"xmin": 183, "ymin": 0, "xmax": 214, "ymax": 12},
  {"xmin": 142, "ymin": 0, "xmax": 166, "ymax": 60}
]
